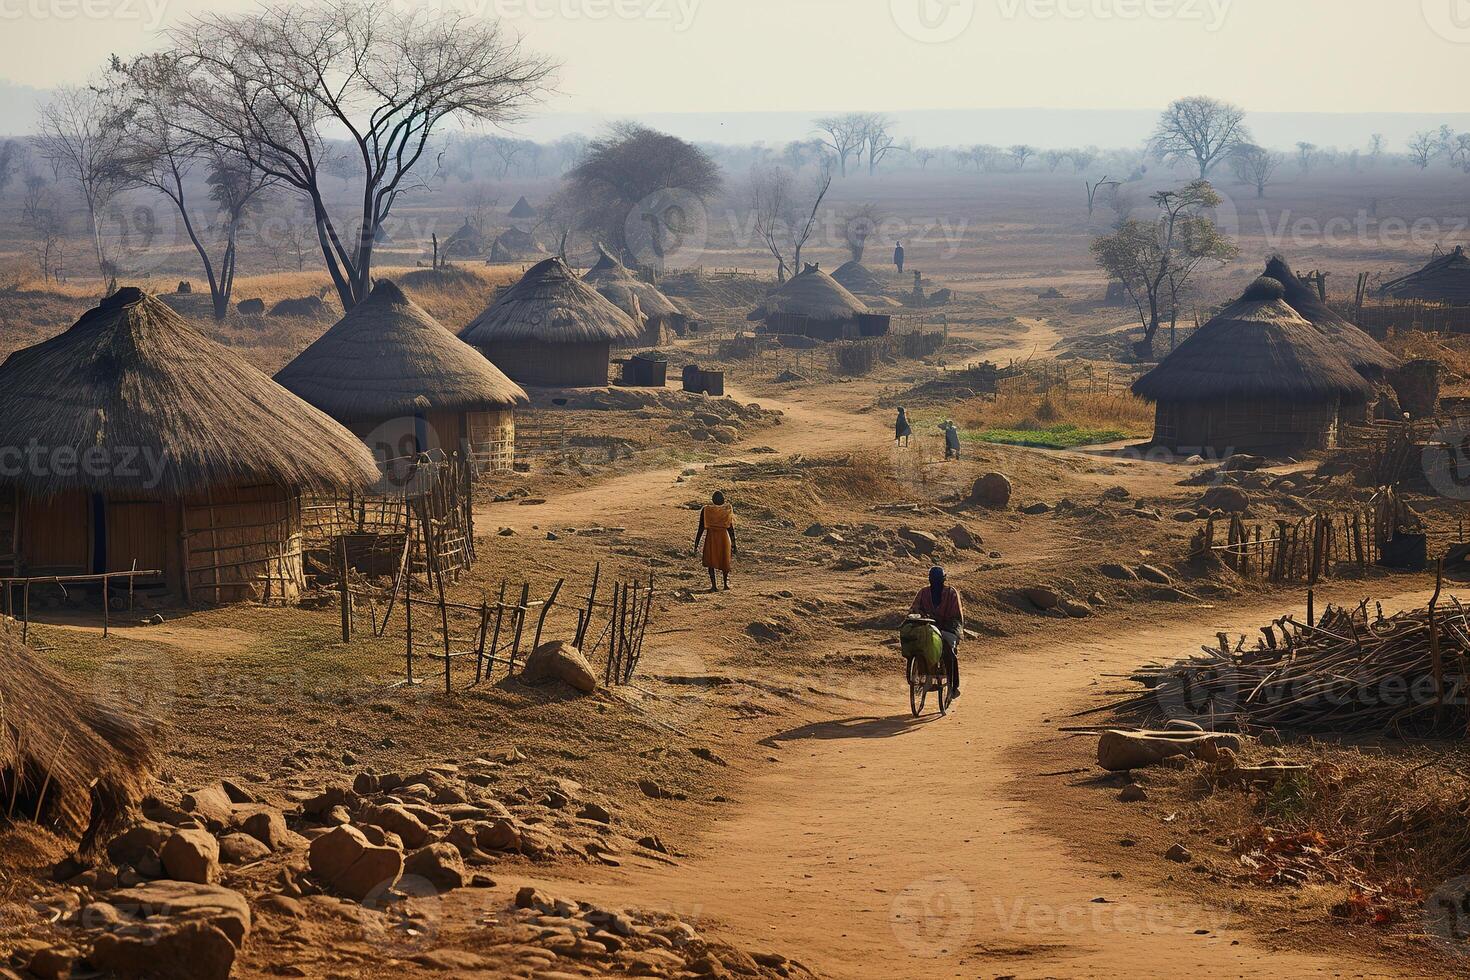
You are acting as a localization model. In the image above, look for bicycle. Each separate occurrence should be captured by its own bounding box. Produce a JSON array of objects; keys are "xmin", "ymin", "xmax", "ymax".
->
[{"xmin": 902, "ymin": 614, "xmax": 954, "ymax": 718}]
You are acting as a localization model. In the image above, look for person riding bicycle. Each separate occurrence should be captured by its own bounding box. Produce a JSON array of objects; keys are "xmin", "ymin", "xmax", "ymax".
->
[{"xmin": 910, "ymin": 566, "xmax": 963, "ymax": 699}]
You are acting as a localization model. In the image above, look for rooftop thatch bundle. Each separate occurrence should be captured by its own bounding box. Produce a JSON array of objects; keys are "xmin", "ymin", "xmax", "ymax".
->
[
  {"xmin": 1262, "ymin": 256, "xmax": 1399, "ymax": 378},
  {"xmin": 0, "ymin": 630, "xmax": 156, "ymax": 850},
  {"xmin": 0, "ymin": 287, "xmax": 379, "ymax": 497},
  {"xmin": 489, "ymin": 227, "xmax": 547, "ymax": 262},
  {"xmin": 275, "ymin": 280, "xmax": 526, "ymax": 422},
  {"xmin": 583, "ymin": 245, "xmax": 689, "ymax": 321},
  {"xmin": 831, "ymin": 260, "xmax": 890, "ymax": 296},
  {"xmin": 748, "ymin": 266, "xmax": 870, "ymax": 323},
  {"xmin": 1379, "ymin": 245, "xmax": 1470, "ymax": 304},
  {"xmin": 460, "ymin": 257, "xmax": 640, "ymax": 346},
  {"xmin": 508, "ymin": 196, "xmax": 537, "ymax": 219},
  {"xmin": 1133, "ymin": 277, "xmax": 1374, "ymax": 406}
]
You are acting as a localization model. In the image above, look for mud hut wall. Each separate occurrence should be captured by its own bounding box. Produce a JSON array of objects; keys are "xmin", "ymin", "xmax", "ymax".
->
[
  {"xmin": 15, "ymin": 489, "xmax": 90, "ymax": 577},
  {"xmin": 183, "ymin": 483, "xmax": 303, "ymax": 604},
  {"xmin": 1152, "ymin": 397, "xmax": 1340, "ymax": 454},
  {"xmin": 0, "ymin": 485, "xmax": 14, "ymax": 573},
  {"xmin": 474, "ymin": 339, "xmax": 611, "ymax": 388}
]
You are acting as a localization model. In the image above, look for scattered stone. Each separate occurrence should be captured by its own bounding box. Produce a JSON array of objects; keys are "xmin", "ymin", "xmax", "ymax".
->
[
  {"xmin": 359, "ymin": 803, "xmax": 431, "ymax": 849},
  {"xmin": 521, "ymin": 641, "xmax": 598, "ymax": 694},
  {"xmin": 107, "ymin": 881, "xmax": 252, "ymax": 948},
  {"xmin": 1118, "ymin": 784, "xmax": 1148, "ymax": 803},
  {"xmin": 26, "ymin": 946, "xmax": 78, "ymax": 980},
  {"xmin": 237, "ymin": 807, "xmax": 289, "ymax": 851},
  {"xmin": 1058, "ymin": 598, "xmax": 1093, "ymax": 618},
  {"xmin": 969, "ymin": 473, "xmax": 1012, "ymax": 509},
  {"xmin": 896, "ymin": 527, "xmax": 939, "ymax": 556},
  {"xmin": 577, "ymin": 802, "xmax": 612, "ymax": 825},
  {"xmin": 180, "ymin": 785, "xmax": 234, "ymax": 833},
  {"xmin": 637, "ymin": 778, "xmax": 668, "ymax": 800},
  {"xmin": 160, "ymin": 829, "xmax": 220, "ymax": 885},
  {"xmin": 217, "ymin": 834, "xmax": 271, "ymax": 865},
  {"xmin": 1099, "ymin": 563, "xmax": 1138, "ymax": 581},
  {"xmin": 801, "ymin": 522, "xmax": 828, "ymax": 537},
  {"xmin": 403, "ymin": 842, "xmax": 467, "ymax": 891},
  {"xmin": 1164, "ymin": 843, "xmax": 1192, "ymax": 863},
  {"xmin": 1021, "ymin": 586, "xmax": 1061, "ymax": 611},
  {"xmin": 477, "ymin": 820, "xmax": 522, "ymax": 852},
  {"xmin": 307, "ymin": 825, "xmax": 404, "ymax": 902},
  {"xmin": 90, "ymin": 920, "xmax": 238, "ymax": 980},
  {"xmin": 1220, "ymin": 454, "xmax": 1266, "ymax": 471},
  {"xmin": 1100, "ymin": 486, "xmax": 1130, "ymax": 502},
  {"xmin": 946, "ymin": 524, "xmax": 979, "ymax": 550},
  {"xmin": 1199, "ymin": 486, "xmax": 1250, "ymax": 514},
  {"xmin": 1019, "ymin": 502, "xmax": 1052, "ymax": 515}
]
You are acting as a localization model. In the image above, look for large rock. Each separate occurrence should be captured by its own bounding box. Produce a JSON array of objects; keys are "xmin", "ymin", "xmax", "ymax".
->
[
  {"xmin": 180, "ymin": 785, "xmax": 234, "ymax": 833},
  {"xmin": 90, "ymin": 921, "xmax": 238, "ymax": 980},
  {"xmin": 521, "ymin": 641, "xmax": 598, "ymax": 694},
  {"xmin": 1021, "ymin": 586, "xmax": 1061, "ymax": 611},
  {"xmin": 403, "ymin": 842, "xmax": 468, "ymax": 891},
  {"xmin": 308, "ymin": 824, "xmax": 404, "ymax": 901},
  {"xmin": 1199, "ymin": 486, "xmax": 1250, "ymax": 514},
  {"xmin": 218, "ymin": 833, "xmax": 271, "ymax": 865},
  {"xmin": 358, "ymin": 804, "xmax": 431, "ymax": 850},
  {"xmin": 1137, "ymin": 564, "xmax": 1173, "ymax": 585},
  {"xmin": 946, "ymin": 524, "xmax": 980, "ymax": 550},
  {"xmin": 969, "ymin": 473, "xmax": 1012, "ymax": 509},
  {"xmin": 160, "ymin": 829, "xmax": 220, "ymax": 885},
  {"xmin": 107, "ymin": 880, "xmax": 252, "ymax": 948},
  {"xmin": 896, "ymin": 527, "xmax": 939, "ymax": 556},
  {"xmin": 107, "ymin": 820, "xmax": 171, "ymax": 871},
  {"xmin": 236, "ymin": 807, "xmax": 289, "ymax": 851}
]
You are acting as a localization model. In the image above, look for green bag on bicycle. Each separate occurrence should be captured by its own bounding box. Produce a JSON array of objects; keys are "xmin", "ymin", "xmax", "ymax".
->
[{"xmin": 900, "ymin": 616, "xmax": 942, "ymax": 669}]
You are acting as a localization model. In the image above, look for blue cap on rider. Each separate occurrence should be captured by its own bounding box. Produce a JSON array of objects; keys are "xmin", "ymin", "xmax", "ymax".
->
[{"xmin": 929, "ymin": 566, "xmax": 945, "ymax": 585}]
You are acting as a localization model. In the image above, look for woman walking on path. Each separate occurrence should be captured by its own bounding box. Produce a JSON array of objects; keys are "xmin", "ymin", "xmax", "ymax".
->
[
  {"xmin": 895, "ymin": 407, "xmax": 912, "ymax": 447},
  {"xmin": 694, "ymin": 491, "xmax": 737, "ymax": 592}
]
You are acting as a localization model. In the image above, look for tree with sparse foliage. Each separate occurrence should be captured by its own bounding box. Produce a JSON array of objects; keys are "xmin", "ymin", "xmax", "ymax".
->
[
  {"xmin": 814, "ymin": 114, "xmax": 867, "ymax": 177},
  {"xmin": 21, "ymin": 173, "xmax": 66, "ymax": 282},
  {"xmin": 1408, "ymin": 131, "xmax": 1438, "ymax": 170},
  {"xmin": 1150, "ymin": 96, "xmax": 1251, "ymax": 178},
  {"xmin": 165, "ymin": 0, "xmax": 554, "ymax": 310},
  {"xmin": 750, "ymin": 163, "xmax": 831, "ymax": 282},
  {"xmin": 563, "ymin": 122, "xmax": 722, "ymax": 265},
  {"xmin": 1295, "ymin": 142, "xmax": 1317, "ymax": 175},
  {"xmin": 860, "ymin": 114, "xmax": 901, "ymax": 175},
  {"xmin": 1231, "ymin": 144, "xmax": 1280, "ymax": 198},
  {"xmin": 33, "ymin": 84, "xmax": 135, "ymax": 282},
  {"xmin": 1009, "ymin": 145, "xmax": 1036, "ymax": 171},
  {"xmin": 841, "ymin": 202, "xmax": 888, "ymax": 263},
  {"xmin": 1090, "ymin": 180, "xmax": 1237, "ymax": 360}
]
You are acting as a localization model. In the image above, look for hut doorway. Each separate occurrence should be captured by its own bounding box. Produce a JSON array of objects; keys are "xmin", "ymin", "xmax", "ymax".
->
[{"xmin": 100, "ymin": 498, "xmax": 169, "ymax": 577}]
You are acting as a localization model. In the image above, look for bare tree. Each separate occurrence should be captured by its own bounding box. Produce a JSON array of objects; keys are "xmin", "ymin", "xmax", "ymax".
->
[
  {"xmin": 279, "ymin": 206, "xmax": 313, "ymax": 271},
  {"xmin": 113, "ymin": 52, "xmax": 272, "ymax": 318},
  {"xmin": 1295, "ymin": 141, "xmax": 1318, "ymax": 175},
  {"xmin": 1150, "ymin": 96, "xmax": 1251, "ymax": 178},
  {"xmin": 1070, "ymin": 147, "xmax": 1099, "ymax": 174},
  {"xmin": 913, "ymin": 147, "xmax": 936, "ymax": 170},
  {"xmin": 1368, "ymin": 133, "xmax": 1385, "ymax": 165},
  {"xmin": 841, "ymin": 202, "xmax": 888, "ymax": 263},
  {"xmin": 1084, "ymin": 175, "xmax": 1120, "ymax": 216},
  {"xmin": 1091, "ymin": 180, "xmax": 1237, "ymax": 359},
  {"xmin": 1452, "ymin": 134, "xmax": 1470, "ymax": 173},
  {"xmin": 860, "ymin": 114, "xmax": 901, "ymax": 175},
  {"xmin": 21, "ymin": 173, "xmax": 67, "ymax": 282},
  {"xmin": 537, "ymin": 184, "xmax": 582, "ymax": 260},
  {"xmin": 1231, "ymin": 144, "xmax": 1281, "ymax": 198},
  {"xmin": 1043, "ymin": 149, "xmax": 1068, "ymax": 173},
  {"xmin": 1408, "ymin": 131, "xmax": 1438, "ymax": 170},
  {"xmin": 33, "ymin": 84, "xmax": 135, "ymax": 282},
  {"xmin": 813, "ymin": 114, "xmax": 866, "ymax": 177},
  {"xmin": 0, "ymin": 140, "xmax": 19, "ymax": 197},
  {"xmin": 750, "ymin": 163, "xmax": 832, "ymax": 282},
  {"xmin": 168, "ymin": 1, "xmax": 554, "ymax": 310},
  {"xmin": 1009, "ymin": 145, "xmax": 1036, "ymax": 171}
]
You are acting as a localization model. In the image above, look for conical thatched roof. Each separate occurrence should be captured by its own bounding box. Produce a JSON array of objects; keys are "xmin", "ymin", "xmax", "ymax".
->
[
  {"xmin": 489, "ymin": 227, "xmax": 546, "ymax": 262},
  {"xmin": 275, "ymin": 280, "xmax": 527, "ymax": 422},
  {"xmin": 1262, "ymin": 257, "xmax": 1399, "ymax": 377},
  {"xmin": 460, "ymin": 257, "xmax": 640, "ymax": 345},
  {"xmin": 508, "ymin": 196, "xmax": 536, "ymax": 219},
  {"xmin": 0, "ymin": 288, "xmax": 379, "ymax": 496},
  {"xmin": 1, "ymin": 630, "xmax": 156, "ymax": 850},
  {"xmin": 1379, "ymin": 245, "xmax": 1470, "ymax": 303},
  {"xmin": 1132, "ymin": 278, "xmax": 1374, "ymax": 406},
  {"xmin": 749, "ymin": 266, "xmax": 870, "ymax": 322},
  {"xmin": 584, "ymin": 245, "xmax": 685, "ymax": 320},
  {"xmin": 831, "ymin": 260, "xmax": 889, "ymax": 296}
]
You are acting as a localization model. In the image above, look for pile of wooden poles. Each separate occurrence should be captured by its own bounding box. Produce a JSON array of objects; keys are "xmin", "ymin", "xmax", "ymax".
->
[{"xmin": 1099, "ymin": 571, "xmax": 1470, "ymax": 738}]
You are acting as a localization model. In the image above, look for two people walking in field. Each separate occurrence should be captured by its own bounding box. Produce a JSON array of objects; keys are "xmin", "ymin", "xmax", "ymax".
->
[{"xmin": 694, "ymin": 491, "xmax": 737, "ymax": 592}]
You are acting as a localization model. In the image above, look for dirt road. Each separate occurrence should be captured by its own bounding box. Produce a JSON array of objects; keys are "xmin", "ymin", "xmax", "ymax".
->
[{"xmin": 487, "ymin": 380, "xmax": 1421, "ymax": 978}]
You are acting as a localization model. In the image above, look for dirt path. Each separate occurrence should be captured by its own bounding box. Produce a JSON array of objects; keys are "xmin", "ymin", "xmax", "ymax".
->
[
  {"xmin": 471, "ymin": 383, "xmax": 1421, "ymax": 977},
  {"xmin": 985, "ymin": 316, "xmax": 1062, "ymax": 363},
  {"xmin": 547, "ymin": 589, "xmax": 1429, "ymax": 980}
]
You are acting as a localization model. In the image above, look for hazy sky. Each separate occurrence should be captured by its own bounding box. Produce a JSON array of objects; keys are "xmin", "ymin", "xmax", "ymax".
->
[{"xmin": 1, "ymin": 0, "xmax": 1465, "ymax": 119}]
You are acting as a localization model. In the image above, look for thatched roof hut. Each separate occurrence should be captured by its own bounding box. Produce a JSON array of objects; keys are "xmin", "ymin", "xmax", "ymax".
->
[
  {"xmin": 583, "ymin": 246, "xmax": 692, "ymax": 344},
  {"xmin": 0, "ymin": 287, "xmax": 377, "ymax": 602},
  {"xmin": 276, "ymin": 280, "xmax": 527, "ymax": 472},
  {"xmin": 1132, "ymin": 277, "xmax": 1373, "ymax": 455},
  {"xmin": 508, "ymin": 196, "xmax": 537, "ymax": 220},
  {"xmin": 831, "ymin": 261, "xmax": 889, "ymax": 296},
  {"xmin": 0, "ymin": 630, "xmax": 155, "ymax": 850},
  {"xmin": 1379, "ymin": 246, "xmax": 1470, "ymax": 304},
  {"xmin": 444, "ymin": 220, "xmax": 484, "ymax": 259},
  {"xmin": 748, "ymin": 265, "xmax": 890, "ymax": 341},
  {"xmin": 460, "ymin": 257, "xmax": 640, "ymax": 387},
  {"xmin": 1262, "ymin": 257, "xmax": 1399, "ymax": 379},
  {"xmin": 490, "ymin": 227, "xmax": 547, "ymax": 263}
]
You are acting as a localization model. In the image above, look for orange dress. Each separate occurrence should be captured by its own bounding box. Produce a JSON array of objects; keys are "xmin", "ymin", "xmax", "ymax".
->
[{"xmin": 701, "ymin": 504, "xmax": 735, "ymax": 572}]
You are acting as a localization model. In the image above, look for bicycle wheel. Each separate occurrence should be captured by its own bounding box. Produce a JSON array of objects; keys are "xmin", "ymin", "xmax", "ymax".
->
[
  {"xmin": 935, "ymin": 663, "xmax": 952, "ymax": 715},
  {"xmin": 907, "ymin": 655, "xmax": 929, "ymax": 717}
]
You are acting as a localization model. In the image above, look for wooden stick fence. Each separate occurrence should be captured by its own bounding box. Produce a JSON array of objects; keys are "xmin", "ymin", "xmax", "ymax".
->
[{"xmin": 1, "ymin": 568, "xmax": 162, "ymax": 643}]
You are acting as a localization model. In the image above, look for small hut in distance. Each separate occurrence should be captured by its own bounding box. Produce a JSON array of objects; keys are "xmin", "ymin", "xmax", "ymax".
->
[
  {"xmin": 832, "ymin": 260, "xmax": 890, "ymax": 297},
  {"xmin": 443, "ymin": 219, "xmax": 485, "ymax": 259},
  {"xmin": 583, "ymin": 244, "xmax": 693, "ymax": 345},
  {"xmin": 1132, "ymin": 277, "xmax": 1373, "ymax": 456},
  {"xmin": 508, "ymin": 196, "xmax": 537, "ymax": 220},
  {"xmin": 459, "ymin": 257, "xmax": 641, "ymax": 387},
  {"xmin": 275, "ymin": 280, "xmax": 527, "ymax": 473},
  {"xmin": 1379, "ymin": 245, "xmax": 1470, "ymax": 304},
  {"xmin": 0, "ymin": 288, "xmax": 377, "ymax": 603},
  {"xmin": 748, "ymin": 265, "xmax": 891, "ymax": 341}
]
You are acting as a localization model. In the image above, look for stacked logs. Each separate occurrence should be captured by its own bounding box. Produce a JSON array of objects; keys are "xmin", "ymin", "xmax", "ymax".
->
[{"xmin": 1106, "ymin": 582, "xmax": 1470, "ymax": 738}]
